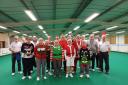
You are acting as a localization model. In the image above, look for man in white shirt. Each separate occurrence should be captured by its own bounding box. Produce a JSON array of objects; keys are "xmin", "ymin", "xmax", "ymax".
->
[
  {"xmin": 99, "ymin": 34, "xmax": 110, "ymax": 74},
  {"xmin": 9, "ymin": 36, "xmax": 22, "ymax": 76}
]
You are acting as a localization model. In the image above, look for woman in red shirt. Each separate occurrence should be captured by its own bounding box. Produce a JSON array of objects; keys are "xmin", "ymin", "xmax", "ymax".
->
[{"xmin": 34, "ymin": 38, "xmax": 47, "ymax": 81}]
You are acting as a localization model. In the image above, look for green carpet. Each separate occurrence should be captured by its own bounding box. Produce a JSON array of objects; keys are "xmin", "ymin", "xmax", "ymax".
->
[{"xmin": 0, "ymin": 52, "xmax": 128, "ymax": 85}]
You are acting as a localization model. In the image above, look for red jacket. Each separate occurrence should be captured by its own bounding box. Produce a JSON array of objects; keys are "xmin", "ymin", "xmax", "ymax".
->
[
  {"xmin": 34, "ymin": 44, "xmax": 47, "ymax": 59},
  {"xmin": 65, "ymin": 45, "xmax": 76, "ymax": 57},
  {"xmin": 59, "ymin": 39, "xmax": 67, "ymax": 50},
  {"xmin": 73, "ymin": 39, "xmax": 82, "ymax": 51}
]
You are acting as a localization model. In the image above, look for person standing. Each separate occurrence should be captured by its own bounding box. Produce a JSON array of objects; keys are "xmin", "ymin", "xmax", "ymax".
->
[
  {"xmin": 50, "ymin": 40, "xmax": 64, "ymax": 78},
  {"xmin": 21, "ymin": 37, "xmax": 34, "ymax": 80},
  {"xmin": 9, "ymin": 36, "xmax": 22, "ymax": 76},
  {"xmin": 30, "ymin": 36, "xmax": 38, "ymax": 72},
  {"xmin": 79, "ymin": 41, "xmax": 91, "ymax": 78},
  {"xmin": 73, "ymin": 35, "xmax": 81, "ymax": 73},
  {"xmin": 95, "ymin": 36, "xmax": 101, "ymax": 70},
  {"xmin": 59, "ymin": 34, "xmax": 67, "ymax": 73},
  {"xmin": 99, "ymin": 33, "xmax": 110, "ymax": 74},
  {"xmin": 64, "ymin": 39, "xmax": 76, "ymax": 78},
  {"xmin": 34, "ymin": 38, "xmax": 47, "ymax": 81},
  {"xmin": 45, "ymin": 40, "xmax": 52, "ymax": 75},
  {"xmin": 87, "ymin": 34, "xmax": 98, "ymax": 71}
]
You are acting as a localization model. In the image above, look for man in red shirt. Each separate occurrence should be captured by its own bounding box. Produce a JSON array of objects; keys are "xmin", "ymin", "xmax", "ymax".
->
[{"xmin": 59, "ymin": 34, "xmax": 68, "ymax": 73}]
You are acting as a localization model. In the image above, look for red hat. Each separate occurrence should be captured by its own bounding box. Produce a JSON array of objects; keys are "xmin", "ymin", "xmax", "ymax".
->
[{"xmin": 102, "ymin": 31, "xmax": 106, "ymax": 38}]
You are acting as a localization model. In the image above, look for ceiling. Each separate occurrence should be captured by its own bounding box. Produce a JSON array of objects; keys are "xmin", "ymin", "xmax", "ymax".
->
[{"xmin": 0, "ymin": 0, "xmax": 128, "ymax": 39}]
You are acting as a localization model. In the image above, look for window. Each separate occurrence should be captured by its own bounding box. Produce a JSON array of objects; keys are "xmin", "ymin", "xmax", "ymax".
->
[{"xmin": 125, "ymin": 35, "xmax": 128, "ymax": 44}]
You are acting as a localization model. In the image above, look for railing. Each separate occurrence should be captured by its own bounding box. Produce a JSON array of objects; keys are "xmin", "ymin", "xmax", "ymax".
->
[{"xmin": 0, "ymin": 48, "xmax": 11, "ymax": 56}]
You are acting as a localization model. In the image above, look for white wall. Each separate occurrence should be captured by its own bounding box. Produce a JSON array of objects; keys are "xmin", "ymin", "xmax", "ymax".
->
[
  {"xmin": 0, "ymin": 33, "xmax": 11, "ymax": 56},
  {"xmin": 110, "ymin": 34, "xmax": 128, "ymax": 53},
  {"xmin": 0, "ymin": 33, "xmax": 10, "ymax": 47}
]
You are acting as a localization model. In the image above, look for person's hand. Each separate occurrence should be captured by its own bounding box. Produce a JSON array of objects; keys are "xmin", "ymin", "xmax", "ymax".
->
[{"xmin": 65, "ymin": 56, "xmax": 69, "ymax": 60}]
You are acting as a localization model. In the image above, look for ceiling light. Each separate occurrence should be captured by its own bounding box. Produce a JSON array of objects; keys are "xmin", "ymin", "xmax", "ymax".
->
[
  {"xmin": 85, "ymin": 34, "xmax": 89, "ymax": 36},
  {"xmin": 38, "ymin": 25, "xmax": 44, "ymax": 30},
  {"xmin": 24, "ymin": 10, "xmax": 37, "ymax": 21},
  {"xmin": 73, "ymin": 26, "xmax": 80, "ymax": 31},
  {"xmin": 84, "ymin": 13, "xmax": 100, "ymax": 23},
  {"xmin": 116, "ymin": 31, "xmax": 125, "ymax": 34},
  {"xmin": 43, "ymin": 31, "xmax": 46, "ymax": 33},
  {"xmin": 0, "ymin": 26, "xmax": 7, "ymax": 29},
  {"xmin": 13, "ymin": 30, "xmax": 20, "ymax": 34},
  {"xmin": 106, "ymin": 26, "xmax": 118, "ymax": 30},
  {"xmin": 23, "ymin": 34, "xmax": 27, "ymax": 36},
  {"xmin": 68, "ymin": 31, "xmax": 72, "ymax": 34},
  {"xmin": 65, "ymin": 34, "xmax": 68, "ymax": 36},
  {"xmin": 92, "ymin": 31, "xmax": 100, "ymax": 34}
]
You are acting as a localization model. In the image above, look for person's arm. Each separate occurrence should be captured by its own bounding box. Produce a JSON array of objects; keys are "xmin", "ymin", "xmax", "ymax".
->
[
  {"xmin": 73, "ymin": 48, "xmax": 76, "ymax": 58},
  {"xmin": 64, "ymin": 50, "xmax": 67, "ymax": 60},
  {"xmin": 9, "ymin": 43, "xmax": 14, "ymax": 52},
  {"xmin": 34, "ymin": 46, "xmax": 37, "ymax": 58},
  {"xmin": 79, "ymin": 49, "xmax": 82, "ymax": 60},
  {"xmin": 95, "ymin": 41, "xmax": 99, "ymax": 53},
  {"xmin": 21, "ymin": 43, "xmax": 25, "ymax": 53},
  {"xmin": 107, "ymin": 42, "xmax": 110, "ymax": 54},
  {"xmin": 30, "ymin": 44, "xmax": 34, "ymax": 53}
]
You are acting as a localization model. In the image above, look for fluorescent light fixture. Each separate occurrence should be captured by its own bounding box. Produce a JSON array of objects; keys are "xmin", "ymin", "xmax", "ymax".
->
[
  {"xmin": 45, "ymin": 33, "xmax": 48, "ymax": 37},
  {"xmin": 24, "ymin": 10, "xmax": 37, "ymax": 21},
  {"xmin": 116, "ymin": 31, "xmax": 125, "ymax": 34},
  {"xmin": 38, "ymin": 25, "xmax": 44, "ymax": 30},
  {"xmin": 65, "ymin": 34, "xmax": 68, "ymax": 36},
  {"xmin": 92, "ymin": 31, "xmax": 100, "ymax": 34},
  {"xmin": 84, "ymin": 13, "xmax": 100, "ymax": 23},
  {"xmin": 43, "ymin": 31, "xmax": 46, "ymax": 33},
  {"xmin": 73, "ymin": 26, "xmax": 80, "ymax": 31},
  {"xmin": 85, "ymin": 34, "xmax": 89, "ymax": 36},
  {"xmin": 106, "ymin": 26, "xmax": 118, "ymax": 30},
  {"xmin": 68, "ymin": 31, "xmax": 72, "ymax": 34},
  {"xmin": 23, "ymin": 34, "xmax": 27, "ymax": 36},
  {"xmin": 0, "ymin": 26, "xmax": 7, "ymax": 29},
  {"xmin": 13, "ymin": 30, "xmax": 20, "ymax": 34}
]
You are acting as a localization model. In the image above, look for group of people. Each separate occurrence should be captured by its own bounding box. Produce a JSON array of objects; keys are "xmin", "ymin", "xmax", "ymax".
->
[{"xmin": 9, "ymin": 32, "xmax": 110, "ymax": 81}]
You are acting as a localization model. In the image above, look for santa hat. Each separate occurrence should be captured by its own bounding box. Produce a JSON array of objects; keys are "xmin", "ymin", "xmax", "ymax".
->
[{"xmin": 102, "ymin": 31, "xmax": 106, "ymax": 38}]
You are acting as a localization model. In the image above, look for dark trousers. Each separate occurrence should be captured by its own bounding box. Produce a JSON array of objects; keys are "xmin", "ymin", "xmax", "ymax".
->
[
  {"xmin": 100, "ymin": 52, "xmax": 109, "ymax": 72},
  {"xmin": 30, "ymin": 56, "xmax": 36, "ymax": 71},
  {"xmin": 63, "ymin": 60, "xmax": 66, "ymax": 73},
  {"xmin": 32, "ymin": 56, "xmax": 36, "ymax": 67},
  {"xmin": 12, "ymin": 53, "xmax": 21, "ymax": 73},
  {"xmin": 22, "ymin": 58, "xmax": 32, "ymax": 76},
  {"xmin": 96, "ymin": 53, "xmax": 101, "ymax": 68},
  {"xmin": 46, "ymin": 51, "xmax": 50, "ymax": 71},
  {"xmin": 91, "ymin": 53, "xmax": 97, "ymax": 69},
  {"xmin": 53, "ymin": 60, "xmax": 62, "ymax": 76}
]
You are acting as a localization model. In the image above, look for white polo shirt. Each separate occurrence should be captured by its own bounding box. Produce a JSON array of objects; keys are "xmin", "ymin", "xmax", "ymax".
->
[
  {"xmin": 10, "ymin": 41, "xmax": 22, "ymax": 53},
  {"xmin": 99, "ymin": 41, "xmax": 110, "ymax": 52}
]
